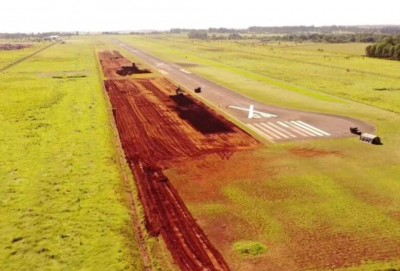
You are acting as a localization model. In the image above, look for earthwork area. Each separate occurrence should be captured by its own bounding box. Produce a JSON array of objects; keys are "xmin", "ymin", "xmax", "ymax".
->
[
  {"xmin": 0, "ymin": 44, "xmax": 32, "ymax": 50},
  {"xmin": 99, "ymin": 50, "xmax": 259, "ymax": 271}
]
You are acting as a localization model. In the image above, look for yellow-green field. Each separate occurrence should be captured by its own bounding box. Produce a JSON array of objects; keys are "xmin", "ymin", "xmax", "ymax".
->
[
  {"xmin": 115, "ymin": 35, "xmax": 400, "ymax": 270},
  {"xmin": 0, "ymin": 41, "xmax": 49, "ymax": 71},
  {"xmin": 0, "ymin": 38, "xmax": 142, "ymax": 270}
]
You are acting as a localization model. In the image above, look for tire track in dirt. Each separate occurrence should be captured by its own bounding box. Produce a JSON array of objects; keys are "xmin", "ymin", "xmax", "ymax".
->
[{"xmin": 99, "ymin": 51, "xmax": 258, "ymax": 271}]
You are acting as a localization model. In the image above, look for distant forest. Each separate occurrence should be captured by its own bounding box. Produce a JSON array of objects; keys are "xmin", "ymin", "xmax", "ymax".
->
[
  {"xmin": 366, "ymin": 36, "xmax": 400, "ymax": 60},
  {"xmin": 176, "ymin": 25, "xmax": 400, "ymax": 44},
  {"xmin": 0, "ymin": 32, "xmax": 76, "ymax": 39}
]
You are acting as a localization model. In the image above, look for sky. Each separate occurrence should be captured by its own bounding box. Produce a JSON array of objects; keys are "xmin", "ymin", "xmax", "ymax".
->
[{"xmin": 1, "ymin": 0, "xmax": 399, "ymax": 33}]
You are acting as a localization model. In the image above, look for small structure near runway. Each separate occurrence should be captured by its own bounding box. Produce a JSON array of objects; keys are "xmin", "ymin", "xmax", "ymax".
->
[
  {"xmin": 360, "ymin": 133, "xmax": 382, "ymax": 145},
  {"xmin": 194, "ymin": 87, "xmax": 202, "ymax": 93}
]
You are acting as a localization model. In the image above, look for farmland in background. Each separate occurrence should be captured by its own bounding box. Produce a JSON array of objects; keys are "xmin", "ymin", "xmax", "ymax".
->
[
  {"xmin": 0, "ymin": 41, "xmax": 47, "ymax": 70},
  {"xmin": 115, "ymin": 34, "xmax": 400, "ymax": 270},
  {"xmin": 0, "ymin": 37, "xmax": 142, "ymax": 270}
]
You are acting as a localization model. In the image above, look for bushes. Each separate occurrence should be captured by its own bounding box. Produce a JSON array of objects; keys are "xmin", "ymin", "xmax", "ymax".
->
[
  {"xmin": 366, "ymin": 36, "xmax": 400, "ymax": 60},
  {"xmin": 233, "ymin": 241, "xmax": 268, "ymax": 256}
]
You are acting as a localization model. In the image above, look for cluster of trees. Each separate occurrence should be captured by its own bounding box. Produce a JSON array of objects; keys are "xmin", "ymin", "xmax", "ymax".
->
[
  {"xmin": 184, "ymin": 26, "xmax": 400, "ymax": 43},
  {"xmin": 366, "ymin": 36, "xmax": 400, "ymax": 60},
  {"xmin": 188, "ymin": 31, "xmax": 208, "ymax": 40},
  {"xmin": 261, "ymin": 33, "xmax": 390, "ymax": 43},
  {"xmin": 248, "ymin": 25, "xmax": 400, "ymax": 35},
  {"xmin": 0, "ymin": 32, "xmax": 77, "ymax": 39}
]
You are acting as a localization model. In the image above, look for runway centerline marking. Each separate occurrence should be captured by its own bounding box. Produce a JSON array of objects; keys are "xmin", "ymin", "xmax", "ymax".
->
[{"xmin": 180, "ymin": 68, "xmax": 191, "ymax": 74}]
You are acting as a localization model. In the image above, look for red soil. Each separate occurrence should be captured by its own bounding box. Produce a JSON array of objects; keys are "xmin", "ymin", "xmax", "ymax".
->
[
  {"xmin": 100, "ymin": 51, "xmax": 258, "ymax": 271},
  {"xmin": 99, "ymin": 50, "xmax": 150, "ymax": 78},
  {"xmin": 290, "ymin": 147, "xmax": 344, "ymax": 158}
]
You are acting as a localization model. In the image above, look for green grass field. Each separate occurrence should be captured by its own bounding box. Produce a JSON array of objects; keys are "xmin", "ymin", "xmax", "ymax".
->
[
  {"xmin": 0, "ymin": 37, "xmax": 142, "ymax": 270},
  {"xmin": 0, "ymin": 41, "xmax": 48, "ymax": 70},
  {"xmin": 116, "ymin": 35, "xmax": 400, "ymax": 270}
]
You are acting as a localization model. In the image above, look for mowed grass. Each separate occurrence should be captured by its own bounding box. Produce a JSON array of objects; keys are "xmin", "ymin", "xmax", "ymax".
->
[
  {"xmin": 117, "ymin": 35, "xmax": 400, "ymax": 270},
  {"xmin": 0, "ymin": 41, "xmax": 46, "ymax": 69},
  {"xmin": 0, "ymin": 37, "xmax": 141, "ymax": 270}
]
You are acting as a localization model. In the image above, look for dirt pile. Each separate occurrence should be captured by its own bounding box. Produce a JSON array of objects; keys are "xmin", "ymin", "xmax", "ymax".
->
[
  {"xmin": 0, "ymin": 44, "xmax": 32, "ymax": 50},
  {"xmin": 117, "ymin": 63, "xmax": 150, "ymax": 76},
  {"xmin": 99, "ymin": 50, "xmax": 150, "ymax": 78}
]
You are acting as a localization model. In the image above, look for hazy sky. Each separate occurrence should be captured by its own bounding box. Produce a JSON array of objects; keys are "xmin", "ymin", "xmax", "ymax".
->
[{"xmin": 1, "ymin": 0, "xmax": 399, "ymax": 33}]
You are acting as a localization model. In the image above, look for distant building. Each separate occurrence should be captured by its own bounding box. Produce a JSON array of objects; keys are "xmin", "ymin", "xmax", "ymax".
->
[{"xmin": 44, "ymin": 35, "xmax": 60, "ymax": 41}]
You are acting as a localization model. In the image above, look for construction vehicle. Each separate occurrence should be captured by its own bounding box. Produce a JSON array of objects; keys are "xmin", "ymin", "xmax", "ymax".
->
[
  {"xmin": 350, "ymin": 127, "xmax": 361, "ymax": 135},
  {"xmin": 176, "ymin": 86, "xmax": 185, "ymax": 96},
  {"xmin": 194, "ymin": 87, "xmax": 202, "ymax": 93}
]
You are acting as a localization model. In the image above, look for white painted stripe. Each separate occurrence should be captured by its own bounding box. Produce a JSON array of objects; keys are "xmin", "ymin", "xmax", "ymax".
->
[
  {"xmin": 248, "ymin": 105, "xmax": 254, "ymax": 119},
  {"xmin": 159, "ymin": 70, "xmax": 169, "ymax": 75},
  {"xmin": 248, "ymin": 124, "xmax": 275, "ymax": 142},
  {"xmin": 228, "ymin": 105, "xmax": 277, "ymax": 118},
  {"xmin": 180, "ymin": 68, "xmax": 191, "ymax": 74},
  {"xmin": 278, "ymin": 121, "xmax": 309, "ymax": 137},
  {"xmin": 286, "ymin": 121, "xmax": 317, "ymax": 136},
  {"xmin": 297, "ymin": 121, "xmax": 331, "ymax": 136},
  {"xmin": 253, "ymin": 123, "xmax": 281, "ymax": 139},
  {"xmin": 260, "ymin": 123, "xmax": 289, "ymax": 139},
  {"xmin": 268, "ymin": 122, "xmax": 297, "ymax": 138},
  {"xmin": 292, "ymin": 121, "xmax": 324, "ymax": 136},
  {"xmin": 290, "ymin": 120, "xmax": 324, "ymax": 136}
]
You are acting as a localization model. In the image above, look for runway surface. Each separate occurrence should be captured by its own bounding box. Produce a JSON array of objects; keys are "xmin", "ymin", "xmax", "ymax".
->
[{"xmin": 114, "ymin": 39, "xmax": 375, "ymax": 143}]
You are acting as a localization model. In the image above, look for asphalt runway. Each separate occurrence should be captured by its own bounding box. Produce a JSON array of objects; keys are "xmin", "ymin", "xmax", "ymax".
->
[{"xmin": 114, "ymin": 39, "xmax": 375, "ymax": 143}]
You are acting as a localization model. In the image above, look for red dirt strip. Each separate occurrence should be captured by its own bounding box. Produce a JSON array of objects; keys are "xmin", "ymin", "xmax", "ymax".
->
[{"xmin": 99, "ymin": 51, "xmax": 258, "ymax": 270}]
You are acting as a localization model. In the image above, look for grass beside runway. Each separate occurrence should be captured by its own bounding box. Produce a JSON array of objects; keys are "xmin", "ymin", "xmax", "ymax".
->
[{"xmin": 0, "ymin": 37, "xmax": 142, "ymax": 270}]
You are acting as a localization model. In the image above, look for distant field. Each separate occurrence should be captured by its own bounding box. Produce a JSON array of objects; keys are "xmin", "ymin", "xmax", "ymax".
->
[
  {"xmin": 116, "ymin": 35, "xmax": 400, "ymax": 271},
  {"xmin": 0, "ymin": 41, "xmax": 46, "ymax": 70},
  {"xmin": 0, "ymin": 38, "xmax": 141, "ymax": 270}
]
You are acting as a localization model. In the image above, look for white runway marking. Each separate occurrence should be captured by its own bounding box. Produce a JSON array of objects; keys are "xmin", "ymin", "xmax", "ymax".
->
[
  {"xmin": 290, "ymin": 121, "xmax": 324, "ymax": 136},
  {"xmin": 249, "ymin": 120, "xmax": 331, "ymax": 141},
  {"xmin": 296, "ymin": 121, "xmax": 331, "ymax": 136},
  {"xmin": 286, "ymin": 121, "xmax": 318, "ymax": 136},
  {"xmin": 247, "ymin": 124, "xmax": 275, "ymax": 142},
  {"xmin": 228, "ymin": 105, "xmax": 277, "ymax": 118},
  {"xmin": 253, "ymin": 123, "xmax": 281, "ymax": 139},
  {"xmin": 180, "ymin": 68, "xmax": 191, "ymax": 74},
  {"xmin": 159, "ymin": 70, "xmax": 169, "ymax": 75},
  {"xmin": 277, "ymin": 121, "xmax": 309, "ymax": 137},
  {"xmin": 267, "ymin": 122, "xmax": 297, "ymax": 138},
  {"xmin": 260, "ymin": 123, "xmax": 289, "ymax": 139}
]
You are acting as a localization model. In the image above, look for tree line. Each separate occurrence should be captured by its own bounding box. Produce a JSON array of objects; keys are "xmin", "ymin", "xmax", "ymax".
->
[{"xmin": 366, "ymin": 36, "xmax": 400, "ymax": 60}]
